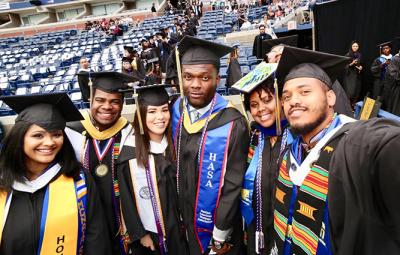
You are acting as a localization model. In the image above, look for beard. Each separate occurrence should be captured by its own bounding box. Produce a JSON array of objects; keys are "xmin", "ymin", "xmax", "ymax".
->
[{"xmin": 290, "ymin": 108, "xmax": 328, "ymax": 137}]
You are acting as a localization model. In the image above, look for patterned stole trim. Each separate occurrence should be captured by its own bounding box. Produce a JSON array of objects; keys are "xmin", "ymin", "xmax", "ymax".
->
[{"xmin": 274, "ymin": 146, "xmax": 331, "ymax": 254}]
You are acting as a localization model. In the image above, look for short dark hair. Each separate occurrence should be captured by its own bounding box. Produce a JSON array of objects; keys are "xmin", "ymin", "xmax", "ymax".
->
[
  {"xmin": 133, "ymin": 103, "xmax": 174, "ymax": 168},
  {"xmin": 244, "ymin": 78, "xmax": 275, "ymax": 111},
  {"xmin": 0, "ymin": 121, "xmax": 81, "ymax": 191},
  {"xmin": 259, "ymin": 24, "xmax": 266, "ymax": 29}
]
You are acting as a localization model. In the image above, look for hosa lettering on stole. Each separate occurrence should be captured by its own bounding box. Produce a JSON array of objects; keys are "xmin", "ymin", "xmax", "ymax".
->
[
  {"xmin": 205, "ymin": 152, "xmax": 217, "ymax": 188},
  {"xmin": 56, "ymin": 235, "xmax": 65, "ymax": 254}
]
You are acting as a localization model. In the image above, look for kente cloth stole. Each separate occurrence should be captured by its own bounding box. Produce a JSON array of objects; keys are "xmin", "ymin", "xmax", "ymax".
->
[
  {"xmin": 0, "ymin": 173, "xmax": 88, "ymax": 255},
  {"xmin": 271, "ymin": 135, "xmax": 343, "ymax": 255}
]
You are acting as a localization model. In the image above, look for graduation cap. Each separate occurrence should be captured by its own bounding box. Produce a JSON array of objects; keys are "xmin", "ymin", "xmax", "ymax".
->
[
  {"xmin": 89, "ymin": 71, "xmax": 141, "ymax": 94},
  {"xmin": 378, "ymin": 40, "xmax": 393, "ymax": 54},
  {"xmin": 124, "ymin": 46, "xmax": 136, "ymax": 54},
  {"xmin": 77, "ymin": 71, "xmax": 143, "ymax": 109},
  {"xmin": 231, "ymin": 62, "xmax": 282, "ymax": 134},
  {"xmin": 1, "ymin": 92, "xmax": 83, "ymax": 131},
  {"xmin": 177, "ymin": 36, "xmax": 233, "ymax": 68},
  {"xmin": 261, "ymin": 35, "xmax": 298, "ymax": 58},
  {"xmin": 378, "ymin": 41, "xmax": 392, "ymax": 49},
  {"xmin": 120, "ymin": 84, "xmax": 175, "ymax": 135},
  {"xmin": 275, "ymin": 46, "xmax": 351, "ymax": 89},
  {"xmin": 122, "ymin": 57, "xmax": 132, "ymax": 63}
]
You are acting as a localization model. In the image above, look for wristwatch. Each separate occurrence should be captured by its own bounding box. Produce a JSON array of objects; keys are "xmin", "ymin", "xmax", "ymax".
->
[{"xmin": 212, "ymin": 239, "xmax": 224, "ymax": 250}]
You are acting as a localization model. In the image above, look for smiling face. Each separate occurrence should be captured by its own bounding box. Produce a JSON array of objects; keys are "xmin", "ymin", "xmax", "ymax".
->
[
  {"xmin": 182, "ymin": 63, "xmax": 219, "ymax": 109},
  {"xmin": 91, "ymin": 89, "xmax": 123, "ymax": 131},
  {"xmin": 249, "ymin": 89, "xmax": 277, "ymax": 128},
  {"xmin": 24, "ymin": 124, "xmax": 63, "ymax": 176},
  {"xmin": 145, "ymin": 103, "xmax": 170, "ymax": 142},
  {"xmin": 282, "ymin": 77, "xmax": 336, "ymax": 138}
]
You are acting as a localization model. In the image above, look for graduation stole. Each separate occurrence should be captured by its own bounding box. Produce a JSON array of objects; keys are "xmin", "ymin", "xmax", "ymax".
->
[
  {"xmin": 241, "ymin": 120, "xmax": 289, "ymax": 227},
  {"xmin": 271, "ymin": 118, "xmax": 349, "ymax": 255},
  {"xmin": 171, "ymin": 94, "xmax": 234, "ymax": 253},
  {"xmin": 80, "ymin": 111, "xmax": 127, "ymax": 140},
  {"xmin": 0, "ymin": 173, "xmax": 87, "ymax": 255}
]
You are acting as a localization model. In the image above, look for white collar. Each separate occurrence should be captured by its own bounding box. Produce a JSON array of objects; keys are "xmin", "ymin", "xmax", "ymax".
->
[
  {"xmin": 186, "ymin": 97, "xmax": 213, "ymax": 121},
  {"xmin": 149, "ymin": 135, "xmax": 168, "ymax": 154},
  {"xmin": 288, "ymin": 114, "xmax": 355, "ymax": 186},
  {"xmin": 381, "ymin": 54, "xmax": 392, "ymax": 60},
  {"xmin": 12, "ymin": 164, "xmax": 62, "ymax": 193}
]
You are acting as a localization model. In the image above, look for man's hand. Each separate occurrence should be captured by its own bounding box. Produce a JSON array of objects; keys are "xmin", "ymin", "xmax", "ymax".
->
[{"xmin": 140, "ymin": 234, "xmax": 155, "ymax": 251}]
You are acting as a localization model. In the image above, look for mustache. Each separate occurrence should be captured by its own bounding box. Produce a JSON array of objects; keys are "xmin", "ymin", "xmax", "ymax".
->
[{"xmin": 288, "ymin": 106, "xmax": 307, "ymax": 115}]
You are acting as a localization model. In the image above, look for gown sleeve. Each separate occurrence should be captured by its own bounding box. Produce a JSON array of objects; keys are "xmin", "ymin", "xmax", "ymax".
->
[
  {"xmin": 83, "ymin": 173, "xmax": 112, "ymax": 255},
  {"xmin": 213, "ymin": 116, "xmax": 249, "ymax": 240}
]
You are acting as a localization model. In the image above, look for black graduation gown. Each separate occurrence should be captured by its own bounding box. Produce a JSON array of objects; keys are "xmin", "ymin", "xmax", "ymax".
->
[
  {"xmin": 176, "ymin": 106, "xmax": 249, "ymax": 255},
  {"xmin": 117, "ymin": 146, "xmax": 188, "ymax": 255},
  {"xmin": 252, "ymin": 34, "xmax": 272, "ymax": 59},
  {"xmin": 332, "ymin": 80, "xmax": 354, "ymax": 117},
  {"xmin": 166, "ymin": 48, "xmax": 179, "ymax": 87},
  {"xmin": 226, "ymin": 58, "xmax": 242, "ymax": 89},
  {"xmin": 328, "ymin": 118, "xmax": 400, "ymax": 254},
  {"xmin": 343, "ymin": 56, "xmax": 362, "ymax": 102},
  {"xmin": 0, "ymin": 171, "xmax": 110, "ymax": 255},
  {"xmin": 370, "ymin": 57, "xmax": 387, "ymax": 99},
  {"xmin": 246, "ymin": 132, "xmax": 282, "ymax": 255},
  {"xmin": 77, "ymin": 70, "xmax": 91, "ymax": 102},
  {"xmin": 382, "ymin": 55, "xmax": 400, "ymax": 114},
  {"xmin": 66, "ymin": 123, "xmax": 132, "ymax": 255}
]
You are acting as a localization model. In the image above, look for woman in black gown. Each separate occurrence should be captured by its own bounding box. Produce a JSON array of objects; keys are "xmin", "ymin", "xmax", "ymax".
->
[
  {"xmin": 343, "ymin": 41, "xmax": 363, "ymax": 106},
  {"xmin": 0, "ymin": 93, "xmax": 110, "ymax": 255}
]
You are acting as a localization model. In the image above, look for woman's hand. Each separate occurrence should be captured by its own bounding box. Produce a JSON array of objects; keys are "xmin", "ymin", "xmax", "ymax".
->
[{"xmin": 140, "ymin": 234, "xmax": 155, "ymax": 251}]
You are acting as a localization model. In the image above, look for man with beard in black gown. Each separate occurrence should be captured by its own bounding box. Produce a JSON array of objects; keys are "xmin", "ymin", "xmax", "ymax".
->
[{"xmin": 268, "ymin": 46, "xmax": 400, "ymax": 255}]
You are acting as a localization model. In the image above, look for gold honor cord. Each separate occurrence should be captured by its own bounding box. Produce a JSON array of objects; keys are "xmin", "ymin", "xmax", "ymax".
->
[
  {"xmin": 175, "ymin": 45, "xmax": 184, "ymax": 99},
  {"xmin": 274, "ymin": 78, "xmax": 282, "ymax": 136},
  {"xmin": 134, "ymin": 87, "xmax": 144, "ymax": 135}
]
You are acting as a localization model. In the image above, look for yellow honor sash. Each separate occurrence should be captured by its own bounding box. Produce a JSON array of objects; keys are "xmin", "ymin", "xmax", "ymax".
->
[{"xmin": 0, "ymin": 175, "xmax": 79, "ymax": 255}]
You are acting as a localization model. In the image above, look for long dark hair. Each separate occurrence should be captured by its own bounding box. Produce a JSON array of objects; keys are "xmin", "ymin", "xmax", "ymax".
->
[
  {"xmin": 0, "ymin": 121, "xmax": 81, "ymax": 191},
  {"xmin": 133, "ymin": 103, "xmax": 174, "ymax": 168}
]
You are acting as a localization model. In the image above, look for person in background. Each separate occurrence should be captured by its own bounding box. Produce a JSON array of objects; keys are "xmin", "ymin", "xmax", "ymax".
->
[
  {"xmin": 226, "ymin": 44, "xmax": 243, "ymax": 91},
  {"xmin": 0, "ymin": 93, "xmax": 110, "ymax": 255},
  {"xmin": 77, "ymin": 57, "xmax": 93, "ymax": 102},
  {"xmin": 151, "ymin": 2, "xmax": 157, "ymax": 17},
  {"xmin": 343, "ymin": 40, "xmax": 363, "ymax": 106},
  {"xmin": 371, "ymin": 41, "xmax": 393, "ymax": 99},
  {"xmin": 253, "ymin": 25, "xmax": 272, "ymax": 60}
]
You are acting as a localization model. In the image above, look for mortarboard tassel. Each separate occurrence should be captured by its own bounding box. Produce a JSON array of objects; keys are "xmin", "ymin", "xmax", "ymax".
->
[
  {"xmin": 175, "ymin": 45, "xmax": 184, "ymax": 98},
  {"xmin": 274, "ymin": 77, "xmax": 282, "ymax": 136},
  {"xmin": 133, "ymin": 86, "xmax": 144, "ymax": 135}
]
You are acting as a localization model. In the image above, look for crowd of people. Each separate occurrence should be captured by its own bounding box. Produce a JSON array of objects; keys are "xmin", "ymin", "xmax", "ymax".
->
[{"xmin": 0, "ymin": 1, "xmax": 400, "ymax": 255}]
